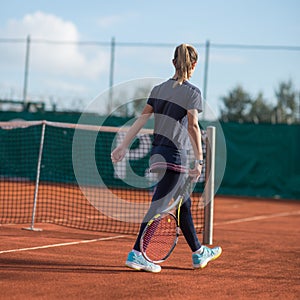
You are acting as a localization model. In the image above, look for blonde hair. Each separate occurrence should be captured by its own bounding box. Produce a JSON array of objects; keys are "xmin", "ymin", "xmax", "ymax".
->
[{"xmin": 173, "ymin": 44, "xmax": 198, "ymax": 84}]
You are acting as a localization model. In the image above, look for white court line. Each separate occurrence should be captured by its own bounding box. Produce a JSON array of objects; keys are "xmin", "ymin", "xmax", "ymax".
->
[
  {"xmin": 0, "ymin": 235, "xmax": 125, "ymax": 254},
  {"xmin": 214, "ymin": 210, "xmax": 300, "ymax": 226},
  {"xmin": 2, "ymin": 211, "xmax": 299, "ymax": 254}
]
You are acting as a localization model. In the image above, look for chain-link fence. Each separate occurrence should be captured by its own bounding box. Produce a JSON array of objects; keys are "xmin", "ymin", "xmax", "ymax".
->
[{"xmin": 0, "ymin": 36, "xmax": 300, "ymax": 121}]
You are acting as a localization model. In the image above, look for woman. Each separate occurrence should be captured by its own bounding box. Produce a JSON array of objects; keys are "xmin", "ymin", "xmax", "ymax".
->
[{"xmin": 111, "ymin": 44, "xmax": 222, "ymax": 273}]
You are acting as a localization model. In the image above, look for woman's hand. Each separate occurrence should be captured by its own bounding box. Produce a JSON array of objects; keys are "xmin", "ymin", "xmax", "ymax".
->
[
  {"xmin": 111, "ymin": 146, "xmax": 127, "ymax": 163},
  {"xmin": 189, "ymin": 163, "xmax": 202, "ymax": 182}
]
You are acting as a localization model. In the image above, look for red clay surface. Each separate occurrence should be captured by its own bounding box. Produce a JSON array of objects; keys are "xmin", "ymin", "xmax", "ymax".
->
[{"xmin": 1, "ymin": 196, "xmax": 300, "ymax": 300}]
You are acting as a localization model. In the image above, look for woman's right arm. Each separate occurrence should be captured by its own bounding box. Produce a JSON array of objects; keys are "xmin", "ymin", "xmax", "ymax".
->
[{"xmin": 187, "ymin": 108, "xmax": 203, "ymax": 180}]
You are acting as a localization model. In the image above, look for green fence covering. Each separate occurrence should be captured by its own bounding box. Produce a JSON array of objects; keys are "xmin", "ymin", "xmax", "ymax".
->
[
  {"xmin": 1, "ymin": 111, "xmax": 299, "ymax": 199},
  {"xmin": 219, "ymin": 122, "xmax": 300, "ymax": 199}
]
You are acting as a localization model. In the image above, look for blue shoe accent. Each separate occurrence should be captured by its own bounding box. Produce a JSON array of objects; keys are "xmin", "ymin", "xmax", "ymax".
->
[
  {"xmin": 192, "ymin": 246, "xmax": 222, "ymax": 269},
  {"xmin": 125, "ymin": 251, "xmax": 161, "ymax": 273}
]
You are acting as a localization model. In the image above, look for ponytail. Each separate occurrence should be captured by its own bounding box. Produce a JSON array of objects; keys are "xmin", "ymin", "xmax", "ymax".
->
[{"xmin": 173, "ymin": 44, "xmax": 198, "ymax": 85}]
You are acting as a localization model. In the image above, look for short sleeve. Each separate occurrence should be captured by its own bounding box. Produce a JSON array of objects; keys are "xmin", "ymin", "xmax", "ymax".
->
[
  {"xmin": 187, "ymin": 88, "xmax": 202, "ymax": 112},
  {"xmin": 147, "ymin": 88, "xmax": 156, "ymax": 107}
]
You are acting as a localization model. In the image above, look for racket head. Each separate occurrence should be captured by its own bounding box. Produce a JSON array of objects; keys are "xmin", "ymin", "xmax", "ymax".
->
[{"xmin": 140, "ymin": 213, "xmax": 179, "ymax": 263}]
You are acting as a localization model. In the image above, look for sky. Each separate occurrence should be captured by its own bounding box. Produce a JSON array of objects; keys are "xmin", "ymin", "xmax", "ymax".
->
[{"xmin": 0, "ymin": 0, "xmax": 300, "ymax": 118}]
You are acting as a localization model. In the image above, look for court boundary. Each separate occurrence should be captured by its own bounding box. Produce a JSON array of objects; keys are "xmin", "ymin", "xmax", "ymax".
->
[
  {"xmin": 214, "ymin": 210, "xmax": 300, "ymax": 226},
  {"xmin": 0, "ymin": 235, "xmax": 125, "ymax": 254},
  {"xmin": 2, "ymin": 208, "xmax": 299, "ymax": 255}
]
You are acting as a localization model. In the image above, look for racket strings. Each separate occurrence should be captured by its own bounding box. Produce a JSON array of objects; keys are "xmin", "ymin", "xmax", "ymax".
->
[{"xmin": 142, "ymin": 214, "xmax": 177, "ymax": 262}]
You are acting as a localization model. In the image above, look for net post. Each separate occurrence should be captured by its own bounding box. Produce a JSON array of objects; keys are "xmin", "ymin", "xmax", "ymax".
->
[
  {"xmin": 203, "ymin": 126, "xmax": 216, "ymax": 245},
  {"xmin": 23, "ymin": 121, "xmax": 46, "ymax": 232}
]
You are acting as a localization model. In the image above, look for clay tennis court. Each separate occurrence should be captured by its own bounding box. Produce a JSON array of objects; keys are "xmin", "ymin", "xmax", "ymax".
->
[{"xmin": 1, "ymin": 195, "xmax": 299, "ymax": 300}]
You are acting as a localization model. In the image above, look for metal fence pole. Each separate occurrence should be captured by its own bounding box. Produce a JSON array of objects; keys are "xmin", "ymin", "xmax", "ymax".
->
[
  {"xmin": 23, "ymin": 35, "xmax": 31, "ymax": 107},
  {"xmin": 108, "ymin": 37, "xmax": 116, "ymax": 113},
  {"xmin": 202, "ymin": 40, "xmax": 210, "ymax": 120}
]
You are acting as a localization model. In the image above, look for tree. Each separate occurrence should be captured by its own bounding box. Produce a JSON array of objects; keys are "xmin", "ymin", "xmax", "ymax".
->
[
  {"xmin": 220, "ymin": 80, "xmax": 300, "ymax": 124},
  {"xmin": 220, "ymin": 85, "xmax": 252, "ymax": 122},
  {"xmin": 106, "ymin": 85, "xmax": 152, "ymax": 117},
  {"xmin": 274, "ymin": 80, "xmax": 298, "ymax": 123},
  {"xmin": 131, "ymin": 86, "xmax": 152, "ymax": 116},
  {"xmin": 246, "ymin": 92, "xmax": 273, "ymax": 123}
]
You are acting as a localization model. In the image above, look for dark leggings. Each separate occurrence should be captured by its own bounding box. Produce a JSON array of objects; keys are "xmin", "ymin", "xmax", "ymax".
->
[{"xmin": 133, "ymin": 169, "xmax": 201, "ymax": 252}]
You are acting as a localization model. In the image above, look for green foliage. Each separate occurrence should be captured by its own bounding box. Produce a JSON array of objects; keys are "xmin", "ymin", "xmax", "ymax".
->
[
  {"xmin": 246, "ymin": 93, "xmax": 273, "ymax": 123},
  {"xmin": 274, "ymin": 80, "xmax": 298, "ymax": 123},
  {"xmin": 108, "ymin": 85, "xmax": 152, "ymax": 117},
  {"xmin": 220, "ymin": 85, "xmax": 252, "ymax": 122},
  {"xmin": 220, "ymin": 80, "xmax": 300, "ymax": 124}
]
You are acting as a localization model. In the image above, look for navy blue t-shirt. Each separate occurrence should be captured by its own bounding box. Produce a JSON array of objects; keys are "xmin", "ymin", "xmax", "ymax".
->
[{"xmin": 147, "ymin": 78, "xmax": 202, "ymax": 150}]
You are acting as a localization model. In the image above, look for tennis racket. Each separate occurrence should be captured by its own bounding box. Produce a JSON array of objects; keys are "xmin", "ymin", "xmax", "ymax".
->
[{"xmin": 140, "ymin": 176, "xmax": 192, "ymax": 263}]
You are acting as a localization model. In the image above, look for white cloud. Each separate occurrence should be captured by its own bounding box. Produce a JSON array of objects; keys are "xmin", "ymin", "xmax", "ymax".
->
[
  {"xmin": 7, "ymin": 11, "xmax": 79, "ymax": 40},
  {"xmin": 0, "ymin": 11, "xmax": 110, "ymax": 80}
]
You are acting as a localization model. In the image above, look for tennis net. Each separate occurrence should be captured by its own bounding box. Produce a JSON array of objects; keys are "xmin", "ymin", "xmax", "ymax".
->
[{"xmin": 0, "ymin": 120, "xmax": 212, "ymax": 238}]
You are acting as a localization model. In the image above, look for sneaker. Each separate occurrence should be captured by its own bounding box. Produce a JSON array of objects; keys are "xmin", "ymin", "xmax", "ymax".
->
[
  {"xmin": 125, "ymin": 251, "xmax": 161, "ymax": 273},
  {"xmin": 192, "ymin": 246, "xmax": 222, "ymax": 269}
]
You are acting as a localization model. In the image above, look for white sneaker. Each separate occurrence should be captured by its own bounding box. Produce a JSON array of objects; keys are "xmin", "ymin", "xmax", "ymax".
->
[
  {"xmin": 125, "ymin": 250, "xmax": 161, "ymax": 273},
  {"xmin": 192, "ymin": 246, "xmax": 222, "ymax": 269}
]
